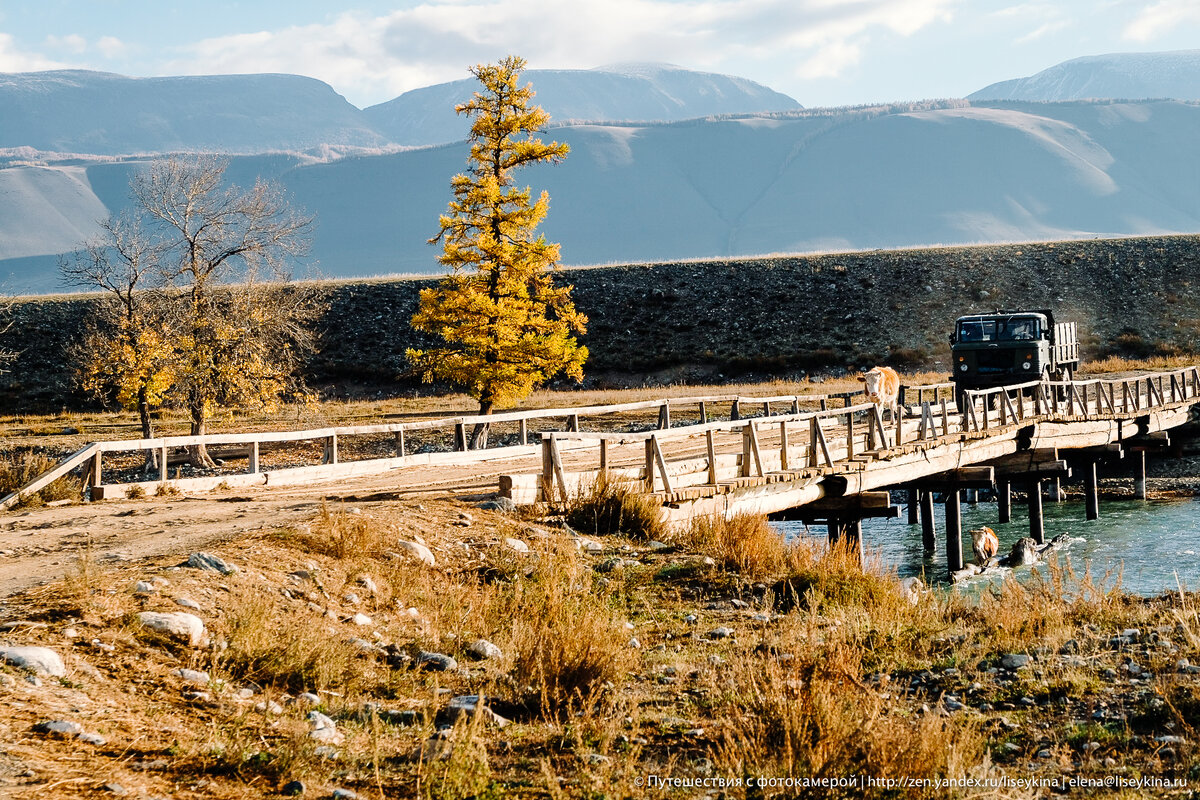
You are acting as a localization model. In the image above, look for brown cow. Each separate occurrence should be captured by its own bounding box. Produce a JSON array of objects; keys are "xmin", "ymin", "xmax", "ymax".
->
[
  {"xmin": 858, "ymin": 366, "xmax": 900, "ymax": 420},
  {"xmin": 971, "ymin": 526, "xmax": 999, "ymax": 566}
]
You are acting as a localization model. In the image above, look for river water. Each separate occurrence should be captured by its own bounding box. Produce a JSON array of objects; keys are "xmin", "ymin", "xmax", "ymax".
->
[{"xmin": 773, "ymin": 496, "xmax": 1200, "ymax": 597}]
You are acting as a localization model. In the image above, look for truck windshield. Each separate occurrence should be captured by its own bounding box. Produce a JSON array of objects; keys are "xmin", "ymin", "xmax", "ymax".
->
[{"xmin": 957, "ymin": 317, "xmax": 1041, "ymax": 342}]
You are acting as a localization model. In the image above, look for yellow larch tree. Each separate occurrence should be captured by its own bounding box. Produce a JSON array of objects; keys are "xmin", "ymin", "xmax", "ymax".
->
[{"xmin": 409, "ymin": 55, "xmax": 587, "ymax": 448}]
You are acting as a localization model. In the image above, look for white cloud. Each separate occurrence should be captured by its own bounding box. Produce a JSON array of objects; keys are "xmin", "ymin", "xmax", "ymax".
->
[
  {"xmin": 0, "ymin": 33, "xmax": 64, "ymax": 72},
  {"xmin": 45, "ymin": 33, "xmax": 87, "ymax": 53},
  {"xmin": 164, "ymin": 0, "xmax": 958, "ymax": 105},
  {"xmin": 1125, "ymin": 0, "xmax": 1200, "ymax": 42},
  {"xmin": 96, "ymin": 36, "xmax": 126, "ymax": 59}
]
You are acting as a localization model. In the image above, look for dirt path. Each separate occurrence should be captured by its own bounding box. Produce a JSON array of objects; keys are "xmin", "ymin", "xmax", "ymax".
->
[{"xmin": 0, "ymin": 454, "xmax": 549, "ymax": 599}]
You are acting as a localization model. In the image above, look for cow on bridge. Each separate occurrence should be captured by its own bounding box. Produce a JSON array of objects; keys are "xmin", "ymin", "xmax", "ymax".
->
[
  {"xmin": 971, "ymin": 526, "xmax": 999, "ymax": 566},
  {"xmin": 858, "ymin": 366, "xmax": 900, "ymax": 420}
]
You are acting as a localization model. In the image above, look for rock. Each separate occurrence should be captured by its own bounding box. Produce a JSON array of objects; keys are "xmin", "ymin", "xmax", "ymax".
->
[
  {"xmin": 478, "ymin": 497, "xmax": 516, "ymax": 512},
  {"xmin": 102, "ymin": 784, "xmax": 128, "ymax": 795},
  {"xmin": 137, "ymin": 611, "xmax": 206, "ymax": 646},
  {"xmin": 308, "ymin": 711, "xmax": 343, "ymax": 744},
  {"xmin": 438, "ymin": 695, "xmax": 511, "ymax": 728},
  {"xmin": 343, "ymin": 592, "xmax": 361, "ymax": 605},
  {"xmin": 186, "ymin": 552, "xmax": 238, "ymax": 575},
  {"xmin": 1002, "ymin": 742, "xmax": 1021, "ymax": 753},
  {"xmin": 350, "ymin": 613, "xmax": 373, "ymax": 626},
  {"xmin": 1156, "ymin": 735, "xmax": 1187, "ymax": 744},
  {"xmin": 467, "ymin": 639, "xmax": 502, "ymax": 660},
  {"xmin": 684, "ymin": 614, "xmax": 697, "ymax": 625},
  {"xmin": 34, "ymin": 720, "xmax": 83, "ymax": 737},
  {"xmin": 281, "ymin": 780, "xmax": 305, "ymax": 796},
  {"xmin": 1059, "ymin": 639, "xmax": 1080, "ymax": 654},
  {"xmin": 574, "ymin": 537, "xmax": 604, "ymax": 554},
  {"xmin": 585, "ymin": 753, "xmax": 611, "ymax": 765},
  {"xmin": 397, "ymin": 541, "xmax": 436, "ymax": 567},
  {"xmin": 628, "ymin": 637, "xmax": 641, "ymax": 649},
  {"xmin": 134, "ymin": 580, "xmax": 156, "ymax": 595},
  {"xmin": 1004, "ymin": 537, "xmax": 1040, "ymax": 567},
  {"xmin": 173, "ymin": 668, "xmax": 211, "ymax": 686},
  {"xmin": 355, "ymin": 575, "xmax": 378, "ymax": 593},
  {"xmin": 709, "ymin": 627, "xmax": 734, "ymax": 639},
  {"xmin": 1000, "ymin": 653, "xmax": 1031, "ymax": 670},
  {"xmin": 332, "ymin": 790, "xmax": 358, "ymax": 800},
  {"xmin": 0, "ymin": 645, "xmax": 66, "ymax": 677},
  {"xmin": 173, "ymin": 596, "xmax": 202, "ymax": 611},
  {"xmin": 416, "ymin": 651, "xmax": 457, "ymax": 671},
  {"xmin": 648, "ymin": 540, "xmax": 672, "ymax": 552},
  {"xmin": 298, "ymin": 692, "xmax": 322, "ymax": 706},
  {"xmin": 77, "ymin": 732, "xmax": 106, "ymax": 746},
  {"xmin": 503, "ymin": 537, "xmax": 530, "ymax": 553}
]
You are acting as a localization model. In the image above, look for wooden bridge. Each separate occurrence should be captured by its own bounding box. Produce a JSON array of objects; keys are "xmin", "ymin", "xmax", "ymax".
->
[
  {"xmin": 4, "ymin": 367, "xmax": 1197, "ymax": 580},
  {"xmin": 505, "ymin": 368, "xmax": 1200, "ymax": 577}
]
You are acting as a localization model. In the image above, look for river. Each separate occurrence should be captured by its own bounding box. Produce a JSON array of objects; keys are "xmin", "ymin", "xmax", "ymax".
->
[{"xmin": 773, "ymin": 495, "xmax": 1200, "ymax": 597}]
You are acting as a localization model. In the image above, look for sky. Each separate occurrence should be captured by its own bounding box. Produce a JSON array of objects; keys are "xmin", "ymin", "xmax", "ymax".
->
[{"xmin": 1, "ymin": 0, "xmax": 1199, "ymax": 109}]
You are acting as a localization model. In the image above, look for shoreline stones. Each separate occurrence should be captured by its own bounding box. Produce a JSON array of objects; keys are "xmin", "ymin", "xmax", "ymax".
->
[{"xmin": 466, "ymin": 639, "xmax": 502, "ymax": 660}]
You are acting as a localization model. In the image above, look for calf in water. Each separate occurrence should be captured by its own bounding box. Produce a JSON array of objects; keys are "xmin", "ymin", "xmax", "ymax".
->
[{"xmin": 970, "ymin": 526, "xmax": 999, "ymax": 566}]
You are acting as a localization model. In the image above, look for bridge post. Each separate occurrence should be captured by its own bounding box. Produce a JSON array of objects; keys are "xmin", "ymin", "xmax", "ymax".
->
[
  {"xmin": 997, "ymin": 480, "xmax": 1011, "ymax": 524},
  {"xmin": 920, "ymin": 490, "xmax": 936, "ymax": 553},
  {"xmin": 1133, "ymin": 450, "xmax": 1147, "ymax": 500},
  {"xmin": 827, "ymin": 518, "xmax": 842, "ymax": 546},
  {"xmin": 845, "ymin": 519, "xmax": 864, "ymax": 566},
  {"xmin": 1085, "ymin": 460, "xmax": 1099, "ymax": 521},
  {"xmin": 945, "ymin": 488, "xmax": 964, "ymax": 576},
  {"xmin": 1028, "ymin": 480, "xmax": 1045, "ymax": 544},
  {"xmin": 907, "ymin": 487, "xmax": 918, "ymax": 524},
  {"xmin": 965, "ymin": 488, "xmax": 978, "ymax": 505},
  {"xmin": 1050, "ymin": 477, "xmax": 1065, "ymax": 502}
]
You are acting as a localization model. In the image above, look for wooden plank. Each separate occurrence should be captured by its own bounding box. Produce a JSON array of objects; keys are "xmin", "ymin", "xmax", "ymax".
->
[
  {"xmin": 651, "ymin": 435, "xmax": 673, "ymax": 494},
  {"xmin": 810, "ymin": 417, "xmax": 833, "ymax": 467},
  {"xmin": 706, "ymin": 430, "xmax": 718, "ymax": 485},
  {"xmin": 778, "ymin": 421, "xmax": 790, "ymax": 471},
  {"xmin": 550, "ymin": 435, "xmax": 568, "ymax": 502},
  {"xmin": 747, "ymin": 424, "xmax": 764, "ymax": 477},
  {"xmin": 541, "ymin": 436, "xmax": 554, "ymax": 502},
  {"xmin": 519, "ymin": 418, "xmax": 528, "ymax": 446},
  {"xmin": 645, "ymin": 439, "xmax": 656, "ymax": 491},
  {"xmin": 247, "ymin": 441, "xmax": 260, "ymax": 474},
  {"xmin": 599, "ymin": 439, "xmax": 608, "ymax": 473},
  {"xmin": 0, "ymin": 444, "xmax": 98, "ymax": 509}
]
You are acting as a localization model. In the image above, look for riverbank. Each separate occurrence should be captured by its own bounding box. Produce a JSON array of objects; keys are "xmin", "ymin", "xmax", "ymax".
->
[{"xmin": 1, "ymin": 496, "xmax": 1198, "ymax": 798}]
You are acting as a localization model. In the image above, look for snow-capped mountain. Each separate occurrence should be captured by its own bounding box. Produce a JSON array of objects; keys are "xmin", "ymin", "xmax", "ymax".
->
[{"xmin": 970, "ymin": 50, "xmax": 1200, "ymax": 102}]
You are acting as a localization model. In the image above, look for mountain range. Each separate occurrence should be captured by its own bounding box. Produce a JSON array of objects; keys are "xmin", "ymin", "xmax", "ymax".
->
[{"xmin": 2, "ymin": 51, "xmax": 1199, "ymax": 294}]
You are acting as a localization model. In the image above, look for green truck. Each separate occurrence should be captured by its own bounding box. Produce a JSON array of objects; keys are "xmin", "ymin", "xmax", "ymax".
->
[{"xmin": 950, "ymin": 310, "xmax": 1080, "ymax": 405}]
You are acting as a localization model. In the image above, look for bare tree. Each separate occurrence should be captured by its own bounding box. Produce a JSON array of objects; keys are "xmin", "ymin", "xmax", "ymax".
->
[
  {"xmin": 62, "ymin": 213, "xmax": 173, "ymax": 456},
  {"xmin": 65, "ymin": 156, "xmax": 322, "ymax": 469}
]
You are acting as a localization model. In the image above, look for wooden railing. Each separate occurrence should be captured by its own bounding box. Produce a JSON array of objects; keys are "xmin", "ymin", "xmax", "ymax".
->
[
  {"xmin": 530, "ymin": 368, "xmax": 1200, "ymax": 503},
  {"xmin": 0, "ymin": 386, "xmax": 875, "ymax": 509}
]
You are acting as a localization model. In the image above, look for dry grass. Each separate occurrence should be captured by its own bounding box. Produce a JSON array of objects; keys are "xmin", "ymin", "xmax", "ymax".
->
[
  {"xmin": 0, "ymin": 448, "xmax": 80, "ymax": 505},
  {"xmin": 685, "ymin": 513, "xmax": 787, "ymax": 579},
  {"xmin": 713, "ymin": 649, "xmax": 985, "ymax": 798},
  {"xmin": 774, "ymin": 539, "xmax": 907, "ymax": 614},
  {"xmin": 1081, "ymin": 354, "xmax": 1199, "ymax": 374},
  {"xmin": 565, "ymin": 475, "xmax": 666, "ymax": 542},
  {"xmin": 211, "ymin": 588, "xmax": 365, "ymax": 693},
  {"xmin": 503, "ymin": 543, "xmax": 635, "ymax": 719}
]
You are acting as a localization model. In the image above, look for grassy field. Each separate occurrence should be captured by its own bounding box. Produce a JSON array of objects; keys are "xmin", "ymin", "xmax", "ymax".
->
[{"xmin": 2, "ymin": 493, "xmax": 1198, "ymax": 798}]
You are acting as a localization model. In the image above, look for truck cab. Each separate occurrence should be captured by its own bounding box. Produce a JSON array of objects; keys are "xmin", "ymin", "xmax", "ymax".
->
[{"xmin": 950, "ymin": 310, "xmax": 1079, "ymax": 400}]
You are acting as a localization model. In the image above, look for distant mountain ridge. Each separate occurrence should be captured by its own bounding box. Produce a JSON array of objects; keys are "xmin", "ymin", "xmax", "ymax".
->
[
  {"xmin": 0, "ymin": 70, "xmax": 389, "ymax": 155},
  {"xmin": 970, "ymin": 50, "xmax": 1200, "ymax": 102},
  {"xmin": 363, "ymin": 63, "xmax": 802, "ymax": 146}
]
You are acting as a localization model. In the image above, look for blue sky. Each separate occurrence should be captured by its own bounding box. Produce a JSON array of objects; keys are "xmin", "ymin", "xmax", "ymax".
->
[{"xmin": 2, "ymin": 1, "xmax": 1199, "ymax": 108}]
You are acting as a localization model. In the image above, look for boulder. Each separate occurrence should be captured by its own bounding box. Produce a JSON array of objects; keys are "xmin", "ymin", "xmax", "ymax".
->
[
  {"xmin": 137, "ymin": 611, "xmax": 206, "ymax": 646},
  {"xmin": 397, "ymin": 541, "xmax": 436, "ymax": 567},
  {"xmin": 0, "ymin": 645, "xmax": 66, "ymax": 677},
  {"xmin": 466, "ymin": 639, "xmax": 502, "ymax": 660},
  {"xmin": 186, "ymin": 552, "xmax": 238, "ymax": 575}
]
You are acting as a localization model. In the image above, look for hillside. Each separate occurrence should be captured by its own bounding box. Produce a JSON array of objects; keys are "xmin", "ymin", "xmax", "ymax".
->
[
  {"xmin": 0, "ymin": 70, "xmax": 390, "ymax": 156},
  {"xmin": 4, "ymin": 234, "xmax": 1198, "ymax": 412},
  {"xmin": 6, "ymin": 98, "xmax": 1200, "ymax": 294},
  {"xmin": 363, "ymin": 62, "xmax": 802, "ymax": 146},
  {"xmin": 970, "ymin": 50, "xmax": 1200, "ymax": 101}
]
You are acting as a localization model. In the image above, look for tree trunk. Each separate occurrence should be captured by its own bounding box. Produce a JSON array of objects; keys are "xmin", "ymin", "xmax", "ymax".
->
[
  {"xmin": 187, "ymin": 401, "xmax": 216, "ymax": 468},
  {"xmin": 469, "ymin": 400, "xmax": 493, "ymax": 450},
  {"xmin": 138, "ymin": 387, "xmax": 158, "ymax": 475}
]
